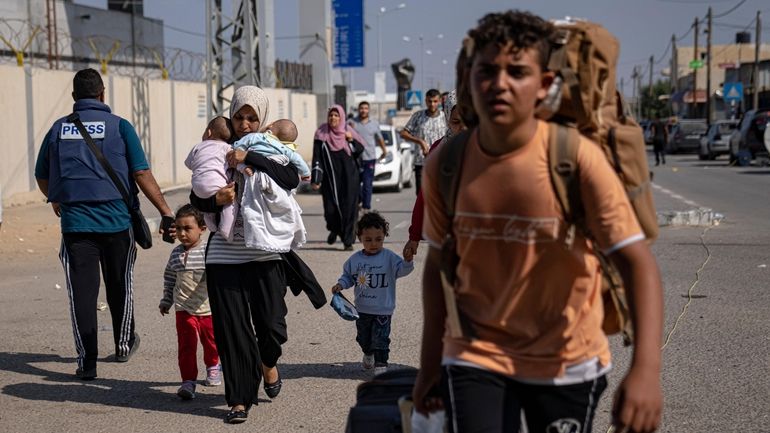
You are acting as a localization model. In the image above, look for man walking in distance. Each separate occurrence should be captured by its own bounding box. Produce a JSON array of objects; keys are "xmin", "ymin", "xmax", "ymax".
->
[
  {"xmin": 651, "ymin": 118, "xmax": 668, "ymax": 166},
  {"xmin": 349, "ymin": 101, "xmax": 388, "ymax": 211},
  {"xmin": 35, "ymin": 68, "xmax": 174, "ymax": 380},
  {"xmin": 413, "ymin": 11, "xmax": 663, "ymax": 433},
  {"xmin": 400, "ymin": 88, "xmax": 446, "ymax": 194}
]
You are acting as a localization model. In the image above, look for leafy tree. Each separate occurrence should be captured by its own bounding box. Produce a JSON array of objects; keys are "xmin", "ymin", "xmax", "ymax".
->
[{"xmin": 640, "ymin": 80, "xmax": 673, "ymax": 120}]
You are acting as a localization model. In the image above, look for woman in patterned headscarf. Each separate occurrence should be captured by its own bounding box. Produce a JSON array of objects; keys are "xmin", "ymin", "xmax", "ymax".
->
[
  {"xmin": 189, "ymin": 85, "xmax": 298, "ymax": 424},
  {"xmin": 402, "ymin": 90, "xmax": 466, "ymax": 258},
  {"xmin": 311, "ymin": 104, "xmax": 366, "ymax": 250}
]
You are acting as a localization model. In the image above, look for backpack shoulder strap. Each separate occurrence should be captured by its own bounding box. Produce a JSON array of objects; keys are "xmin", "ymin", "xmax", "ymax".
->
[
  {"xmin": 436, "ymin": 129, "xmax": 475, "ymax": 340},
  {"xmin": 548, "ymin": 122, "xmax": 584, "ymax": 246},
  {"xmin": 438, "ymin": 129, "xmax": 472, "ymax": 225}
]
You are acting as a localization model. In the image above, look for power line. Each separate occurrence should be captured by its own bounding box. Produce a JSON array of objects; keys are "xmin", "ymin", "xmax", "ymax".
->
[
  {"xmin": 655, "ymin": 0, "xmax": 735, "ymax": 3},
  {"xmin": 655, "ymin": 41, "xmax": 672, "ymax": 65},
  {"xmin": 711, "ymin": 17, "xmax": 757, "ymax": 60},
  {"xmin": 713, "ymin": 0, "xmax": 748, "ymax": 18},
  {"xmin": 676, "ymin": 23, "xmax": 695, "ymax": 42},
  {"xmin": 163, "ymin": 23, "xmax": 204, "ymax": 38}
]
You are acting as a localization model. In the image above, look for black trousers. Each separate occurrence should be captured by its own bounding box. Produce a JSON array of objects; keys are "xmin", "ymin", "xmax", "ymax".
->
[
  {"xmin": 653, "ymin": 141, "xmax": 666, "ymax": 165},
  {"xmin": 60, "ymin": 230, "xmax": 137, "ymax": 371},
  {"xmin": 413, "ymin": 164, "xmax": 423, "ymax": 197},
  {"xmin": 442, "ymin": 365, "xmax": 607, "ymax": 433},
  {"xmin": 206, "ymin": 260, "xmax": 288, "ymax": 408}
]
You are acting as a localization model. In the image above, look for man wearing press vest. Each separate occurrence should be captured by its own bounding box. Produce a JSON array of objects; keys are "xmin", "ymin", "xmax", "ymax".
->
[{"xmin": 35, "ymin": 68, "xmax": 174, "ymax": 380}]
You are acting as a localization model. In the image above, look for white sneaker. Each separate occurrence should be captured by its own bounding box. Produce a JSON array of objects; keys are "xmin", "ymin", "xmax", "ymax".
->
[
  {"xmin": 373, "ymin": 364, "xmax": 388, "ymax": 376},
  {"xmin": 205, "ymin": 364, "xmax": 222, "ymax": 386},
  {"xmin": 362, "ymin": 354, "xmax": 375, "ymax": 370}
]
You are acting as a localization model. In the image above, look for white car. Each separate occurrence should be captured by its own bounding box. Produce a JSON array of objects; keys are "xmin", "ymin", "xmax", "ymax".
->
[{"xmin": 373, "ymin": 125, "xmax": 414, "ymax": 192}]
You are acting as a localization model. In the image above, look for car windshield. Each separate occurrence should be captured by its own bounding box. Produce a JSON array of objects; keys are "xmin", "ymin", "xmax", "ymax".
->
[
  {"xmin": 679, "ymin": 123, "xmax": 707, "ymax": 134},
  {"xmin": 717, "ymin": 123, "xmax": 737, "ymax": 134},
  {"xmin": 381, "ymin": 130, "xmax": 393, "ymax": 148}
]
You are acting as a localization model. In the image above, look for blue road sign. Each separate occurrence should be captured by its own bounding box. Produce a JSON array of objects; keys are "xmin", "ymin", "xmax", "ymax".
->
[
  {"xmin": 723, "ymin": 82, "xmax": 743, "ymax": 102},
  {"xmin": 332, "ymin": 0, "xmax": 364, "ymax": 68},
  {"xmin": 406, "ymin": 90, "xmax": 422, "ymax": 108}
]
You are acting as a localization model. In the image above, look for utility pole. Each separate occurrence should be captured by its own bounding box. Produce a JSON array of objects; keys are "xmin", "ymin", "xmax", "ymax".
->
[
  {"xmin": 671, "ymin": 34, "xmax": 677, "ymax": 117},
  {"xmin": 753, "ymin": 10, "xmax": 761, "ymax": 110},
  {"xmin": 648, "ymin": 55, "xmax": 654, "ymax": 119},
  {"xmin": 691, "ymin": 17, "xmax": 699, "ymax": 118},
  {"xmin": 706, "ymin": 7, "xmax": 712, "ymax": 125},
  {"xmin": 631, "ymin": 66, "xmax": 639, "ymax": 119}
]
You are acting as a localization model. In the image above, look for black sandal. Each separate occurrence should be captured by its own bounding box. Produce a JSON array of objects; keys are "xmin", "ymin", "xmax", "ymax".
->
[
  {"xmin": 264, "ymin": 373, "xmax": 282, "ymax": 399},
  {"xmin": 224, "ymin": 409, "xmax": 248, "ymax": 424}
]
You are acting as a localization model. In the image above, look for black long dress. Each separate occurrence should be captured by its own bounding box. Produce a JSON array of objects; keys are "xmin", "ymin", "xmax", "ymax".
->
[{"xmin": 311, "ymin": 139, "xmax": 361, "ymax": 247}]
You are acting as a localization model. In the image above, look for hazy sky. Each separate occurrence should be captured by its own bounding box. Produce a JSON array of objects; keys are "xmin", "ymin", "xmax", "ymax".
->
[{"xmin": 75, "ymin": 0, "xmax": 769, "ymax": 96}]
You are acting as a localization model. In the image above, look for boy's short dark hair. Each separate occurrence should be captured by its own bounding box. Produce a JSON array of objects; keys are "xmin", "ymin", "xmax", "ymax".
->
[
  {"xmin": 73, "ymin": 68, "xmax": 105, "ymax": 100},
  {"xmin": 207, "ymin": 116, "xmax": 234, "ymax": 143},
  {"xmin": 358, "ymin": 101, "xmax": 370, "ymax": 108},
  {"xmin": 175, "ymin": 204, "xmax": 205, "ymax": 228},
  {"xmin": 356, "ymin": 211, "xmax": 389, "ymax": 237},
  {"xmin": 426, "ymin": 89, "xmax": 441, "ymax": 99},
  {"xmin": 455, "ymin": 10, "xmax": 555, "ymax": 127}
]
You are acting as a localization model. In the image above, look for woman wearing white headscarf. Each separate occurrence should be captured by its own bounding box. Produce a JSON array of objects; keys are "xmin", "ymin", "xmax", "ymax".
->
[
  {"xmin": 189, "ymin": 85, "xmax": 297, "ymax": 424},
  {"xmin": 402, "ymin": 90, "xmax": 466, "ymax": 258}
]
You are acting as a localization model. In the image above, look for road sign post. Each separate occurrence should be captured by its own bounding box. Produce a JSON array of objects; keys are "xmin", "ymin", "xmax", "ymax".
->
[
  {"xmin": 406, "ymin": 89, "xmax": 422, "ymax": 108},
  {"xmin": 723, "ymin": 82, "xmax": 743, "ymax": 103}
]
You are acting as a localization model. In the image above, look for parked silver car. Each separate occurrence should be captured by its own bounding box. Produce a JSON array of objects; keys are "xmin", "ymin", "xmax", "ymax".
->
[
  {"xmin": 698, "ymin": 120, "xmax": 738, "ymax": 160},
  {"xmin": 667, "ymin": 119, "xmax": 708, "ymax": 154}
]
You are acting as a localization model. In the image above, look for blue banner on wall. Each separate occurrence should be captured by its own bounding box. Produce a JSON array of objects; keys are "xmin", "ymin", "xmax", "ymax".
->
[{"xmin": 332, "ymin": 0, "xmax": 364, "ymax": 68}]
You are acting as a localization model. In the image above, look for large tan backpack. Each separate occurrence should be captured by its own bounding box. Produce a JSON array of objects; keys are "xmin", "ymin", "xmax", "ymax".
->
[{"xmin": 442, "ymin": 18, "xmax": 657, "ymax": 346}]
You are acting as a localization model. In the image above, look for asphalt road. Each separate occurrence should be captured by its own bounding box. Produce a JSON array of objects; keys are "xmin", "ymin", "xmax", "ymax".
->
[{"xmin": 1, "ymin": 151, "xmax": 768, "ymax": 432}]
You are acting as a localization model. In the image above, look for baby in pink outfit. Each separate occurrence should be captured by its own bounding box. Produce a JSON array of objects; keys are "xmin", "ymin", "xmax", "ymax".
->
[{"xmin": 184, "ymin": 117, "xmax": 238, "ymax": 240}]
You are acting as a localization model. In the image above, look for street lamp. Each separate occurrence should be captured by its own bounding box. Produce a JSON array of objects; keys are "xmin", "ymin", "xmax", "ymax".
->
[
  {"xmin": 403, "ymin": 33, "xmax": 443, "ymax": 91},
  {"xmin": 377, "ymin": 3, "xmax": 406, "ymax": 71}
]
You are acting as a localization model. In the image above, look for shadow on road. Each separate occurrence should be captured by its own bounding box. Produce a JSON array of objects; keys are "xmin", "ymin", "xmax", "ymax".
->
[
  {"xmin": 737, "ymin": 170, "xmax": 770, "ymax": 175},
  {"xmin": 692, "ymin": 162, "xmax": 729, "ymax": 168},
  {"xmin": 0, "ymin": 351, "xmax": 230, "ymax": 419},
  {"xmin": 279, "ymin": 361, "xmax": 414, "ymax": 382}
]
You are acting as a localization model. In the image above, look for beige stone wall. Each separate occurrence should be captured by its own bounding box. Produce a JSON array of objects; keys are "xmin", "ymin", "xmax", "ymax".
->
[
  {"xmin": 0, "ymin": 64, "xmax": 316, "ymax": 205},
  {"xmin": 676, "ymin": 44, "xmax": 770, "ymax": 90}
]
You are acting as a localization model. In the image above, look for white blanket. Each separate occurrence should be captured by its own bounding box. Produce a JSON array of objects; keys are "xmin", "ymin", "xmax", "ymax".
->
[{"xmin": 240, "ymin": 171, "xmax": 306, "ymax": 252}]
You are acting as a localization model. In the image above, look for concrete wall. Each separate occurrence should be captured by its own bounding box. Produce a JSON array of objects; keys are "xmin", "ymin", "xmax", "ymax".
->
[{"xmin": 0, "ymin": 64, "xmax": 317, "ymax": 205}]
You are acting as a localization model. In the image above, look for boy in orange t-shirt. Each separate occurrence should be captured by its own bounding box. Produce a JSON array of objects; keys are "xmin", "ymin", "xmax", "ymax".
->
[{"xmin": 412, "ymin": 10, "xmax": 664, "ymax": 433}]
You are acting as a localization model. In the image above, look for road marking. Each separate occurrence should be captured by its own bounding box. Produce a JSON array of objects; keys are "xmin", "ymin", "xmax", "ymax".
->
[
  {"xmin": 394, "ymin": 220, "xmax": 409, "ymax": 229},
  {"xmin": 652, "ymin": 183, "xmax": 701, "ymax": 208}
]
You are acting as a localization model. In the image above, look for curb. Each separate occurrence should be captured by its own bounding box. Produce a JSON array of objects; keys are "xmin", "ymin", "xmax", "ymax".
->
[{"xmin": 657, "ymin": 208, "xmax": 723, "ymax": 227}]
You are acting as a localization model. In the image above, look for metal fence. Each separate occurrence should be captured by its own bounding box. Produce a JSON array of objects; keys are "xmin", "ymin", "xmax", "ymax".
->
[{"xmin": 0, "ymin": 17, "xmax": 318, "ymax": 91}]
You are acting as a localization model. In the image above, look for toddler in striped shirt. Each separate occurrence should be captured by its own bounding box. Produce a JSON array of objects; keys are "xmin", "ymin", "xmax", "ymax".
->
[{"xmin": 159, "ymin": 204, "xmax": 220, "ymax": 400}]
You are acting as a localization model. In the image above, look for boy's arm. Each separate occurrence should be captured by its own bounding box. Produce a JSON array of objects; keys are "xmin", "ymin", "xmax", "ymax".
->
[
  {"xmin": 412, "ymin": 246, "xmax": 446, "ymax": 414},
  {"xmin": 288, "ymin": 151, "xmax": 311, "ymax": 178},
  {"xmin": 160, "ymin": 255, "xmax": 176, "ymax": 309},
  {"xmin": 393, "ymin": 250, "xmax": 415, "ymax": 277},
  {"xmin": 336, "ymin": 258, "xmax": 355, "ymax": 289},
  {"xmin": 609, "ymin": 241, "xmax": 663, "ymax": 433}
]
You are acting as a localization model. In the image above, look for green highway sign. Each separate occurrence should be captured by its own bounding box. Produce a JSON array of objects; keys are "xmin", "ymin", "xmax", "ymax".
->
[{"xmin": 689, "ymin": 59, "xmax": 704, "ymax": 69}]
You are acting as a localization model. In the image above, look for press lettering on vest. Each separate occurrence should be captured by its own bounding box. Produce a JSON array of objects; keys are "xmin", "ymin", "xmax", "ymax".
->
[{"xmin": 60, "ymin": 121, "xmax": 107, "ymax": 140}]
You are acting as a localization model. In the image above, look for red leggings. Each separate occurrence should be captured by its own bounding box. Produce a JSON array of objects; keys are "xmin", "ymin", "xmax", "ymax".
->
[{"xmin": 176, "ymin": 311, "xmax": 219, "ymax": 381}]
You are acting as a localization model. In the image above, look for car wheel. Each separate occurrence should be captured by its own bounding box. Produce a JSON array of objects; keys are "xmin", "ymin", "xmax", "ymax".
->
[{"xmin": 392, "ymin": 168, "xmax": 402, "ymax": 193}]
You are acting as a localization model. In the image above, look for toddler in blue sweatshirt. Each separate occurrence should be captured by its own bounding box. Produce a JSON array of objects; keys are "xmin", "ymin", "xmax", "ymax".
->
[{"xmin": 331, "ymin": 211, "xmax": 414, "ymax": 374}]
